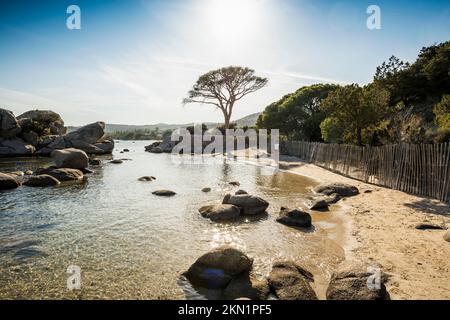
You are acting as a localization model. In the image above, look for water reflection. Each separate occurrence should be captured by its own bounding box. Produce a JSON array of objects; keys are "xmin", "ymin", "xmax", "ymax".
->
[{"xmin": 0, "ymin": 141, "xmax": 344, "ymax": 299}]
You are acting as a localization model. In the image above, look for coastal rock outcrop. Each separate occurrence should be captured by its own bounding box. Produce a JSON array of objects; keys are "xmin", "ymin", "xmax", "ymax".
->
[
  {"xmin": 51, "ymin": 148, "xmax": 89, "ymax": 170},
  {"xmin": 326, "ymin": 261, "xmax": 390, "ymax": 300},
  {"xmin": 268, "ymin": 261, "xmax": 317, "ymax": 300},
  {"xmin": 23, "ymin": 174, "xmax": 60, "ymax": 187},
  {"xmin": 276, "ymin": 207, "xmax": 312, "ymax": 228},
  {"xmin": 0, "ymin": 138, "xmax": 35, "ymax": 157},
  {"xmin": 199, "ymin": 204, "xmax": 241, "ymax": 221},
  {"xmin": 0, "ymin": 172, "xmax": 21, "ymax": 190},
  {"xmin": 0, "ymin": 109, "xmax": 114, "ymax": 157},
  {"xmin": 184, "ymin": 246, "xmax": 253, "ymax": 289},
  {"xmin": 222, "ymin": 194, "xmax": 269, "ymax": 215},
  {"xmin": 314, "ymin": 183, "xmax": 359, "ymax": 197},
  {"xmin": 138, "ymin": 176, "xmax": 156, "ymax": 182}
]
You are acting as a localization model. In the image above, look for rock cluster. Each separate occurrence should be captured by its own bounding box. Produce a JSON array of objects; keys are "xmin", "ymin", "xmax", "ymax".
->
[{"xmin": 0, "ymin": 108, "xmax": 114, "ymax": 157}]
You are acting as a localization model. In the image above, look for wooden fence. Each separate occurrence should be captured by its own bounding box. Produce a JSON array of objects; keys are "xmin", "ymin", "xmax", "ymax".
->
[{"xmin": 281, "ymin": 141, "xmax": 450, "ymax": 202}]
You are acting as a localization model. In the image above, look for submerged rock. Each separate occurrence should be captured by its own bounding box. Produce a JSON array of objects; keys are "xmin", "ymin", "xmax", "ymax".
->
[
  {"xmin": 201, "ymin": 187, "xmax": 211, "ymax": 192},
  {"xmin": 235, "ymin": 190, "xmax": 248, "ymax": 195},
  {"xmin": 138, "ymin": 176, "xmax": 156, "ymax": 182},
  {"xmin": 199, "ymin": 204, "xmax": 241, "ymax": 221},
  {"xmin": 184, "ymin": 246, "xmax": 253, "ymax": 289},
  {"xmin": 152, "ymin": 190, "xmax": 176, "ymax": 197},
  {"xmin": 229, "ymin": 181, "xmax": 240, "ymax": 187},
  {"xmin": 224, "ymin": 273, "xmax": 270, "ymax": 300},
  {"xmin": 52, "ymin": 148, "xmax": 89, "ymax": 169},
  {"xmin": 314, "ymin": 183, "xmax": 359, "ymax": 197},
  {"xmin": 88, "ymin": 158, "xmax": 101, "ymax": 166},
  {"xmin": 23, "ymin": 174, "xmax": 60, "ymax": 187},
  {"xmin": 268, "ymin": 261, "xmax": 317, "ymax": 300},
  {"xmin": 326, "ymin": 261, "xmax": 390, "ymax": 300},
  {"xmin": 276, "ymin": 207, "xmax": 312, "ymax": 228},
  {"xmin": 0, "ymin": 172, "xmax": 21, "ymax": 190},
  {"xmin": 109, "ymin": 159, "xmax": 123, "ymax": 164},
  {"xmin": 222, "ymin": 194, "xmax": 269, "ymax": 215}
]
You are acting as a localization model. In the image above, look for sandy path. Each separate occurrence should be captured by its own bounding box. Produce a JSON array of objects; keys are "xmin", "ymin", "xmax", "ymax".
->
[{"xmin": 279, "ymin": 157, "xmax": 450, "ymax": 300}]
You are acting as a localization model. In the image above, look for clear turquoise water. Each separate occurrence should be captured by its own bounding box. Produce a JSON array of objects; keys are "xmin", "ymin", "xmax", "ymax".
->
[{"xmin": 0, "ymin": 140, "xmax": 343, "ymax": 299}]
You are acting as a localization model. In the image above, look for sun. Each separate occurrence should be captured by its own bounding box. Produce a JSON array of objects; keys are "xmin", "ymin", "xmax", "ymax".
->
[{"xmin": 205, "ymin": 0, "xmax": 263, "ymax": 41}]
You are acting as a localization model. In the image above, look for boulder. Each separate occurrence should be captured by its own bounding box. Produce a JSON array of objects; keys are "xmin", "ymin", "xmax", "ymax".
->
[
  {"xmin": 184, "ymin": 246, "xmax": 253, "ymax": 289},
  {"xmin": 276, "ymin": 207, "xmax": 312, "ymax": 228},
  {"xmin": 0, "ymin": 108, "xmax": 21, "ymax": 138},
  {"xmin": 47, "ymin": 168, "xmax": 84, "ymax": 182},
  {"xmin": 138, "ymin": 176, "xmax": 156, "ymax": 182},
  {"xmin": 224, "ymin": 274, "xmax": 270, "ymax": 300},
  {"xmin": 65, "ymin": 121, "xmax": 105, "ymax": 145},
  {"xmin": 21, "ymin": 131, "xmax": 39, "ymax": 147},
  {"xmin": 0, "ymin": 138, "xmax": 35, "ymax": 157},
  {"xmin": 152, "ymin": 190, "xmax": 176, "ymax": 197},
  {"xmin": 324, "ymin": 193, "xmax": 342, "ymax": 204},
  {"xmin": 201, "ymin": 187, "xmax": 211, "ymax": 192},
  {"xmin": 326, "ymin": 261, "xmax": 390, "ymax": 300},
  {"xmin": 8, "ymin": 171, "xmax": 24, "ymax": 177},
  {"xmin": 0, "ymin": 172, "xmax": 21, "ymax": 190},
  {"xmin": 444, "ymin": 231, "xmax": 450, "ymax": 242},
  {"xmin": 23, "ymin": 174, "xmax": 60, "ymax": 187},
  {"xmin": 222, "ymin": 194, "xmax": 269, "ymax": 215},
  {"xmin": 305, "ymin": 198, "xmax": 329, "ymax": 210},
  {"xmin": 92, "ymin": 140, "xmax": 114, "ymax": 154},
  {"xmin": 268, "ymin": 261, "xmax": 317, "ymax": 300},
  {"xmin": 314, "ymin": 183, "xmax": 359, "ymax": 197},
  {"xmin": 199, "ymin": 204, "xmax": 241, "ymax": 221},
  {"xmin": 18, "ymin": 110, "xmax": 65, "ymax": 129},
  {"xmin": 51, "ymin": 148, "xmax": 89, "ymax": 169}
]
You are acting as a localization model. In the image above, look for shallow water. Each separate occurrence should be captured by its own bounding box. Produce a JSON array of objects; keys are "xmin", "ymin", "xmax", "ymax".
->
[{"xmin": 0, "ymin": 140, "xmax": 344, "ymax": 299}]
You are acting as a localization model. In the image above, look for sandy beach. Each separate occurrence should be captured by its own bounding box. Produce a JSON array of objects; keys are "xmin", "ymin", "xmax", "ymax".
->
[{"xmin": 280, "ymin": 157, "xmax": 450, "ymax": 300}]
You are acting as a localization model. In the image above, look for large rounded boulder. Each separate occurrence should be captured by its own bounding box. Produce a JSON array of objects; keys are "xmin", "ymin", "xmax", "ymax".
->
[
  {"xmin": 17, "ymin": 110, "xmax": 66, "ymax": 135},
  {"xmin": 222, "ymin": 194, "xmax": 269, "ymax": 215},
  {"xmin": 326, "ymin": 261, "xmax": 390, "ymax": 300},
  {"xmin": 0, "ymin": 138, "xmax": 35, "ymax": 157},
  {"xmin": 184, "ymin": 246, "xmax": 253, "ymax": 289},
  {"xmin": 47, "ymin": 168, "xmax": 84, "ymax": 182},
  {"xmin": 276, "ymin": 207, "xmax": 312, "ymax": 228},
  {"xmin": 51, "ymin": 148, "xmax": 89, "ymax": 169},
  {"xmin": 199, "ymin": 204, "xmax": 241, "ymax": 221},
  {"xmin": 23, "ymin": 174, "xmax": 60, "ymax": 187},
  {"xmin": 268, "ymin": 261, "xmax": 317, "ymax": 300},
  {"xmin": 0, "ymin": 172, "xmax": 21, "ymax": 190}
]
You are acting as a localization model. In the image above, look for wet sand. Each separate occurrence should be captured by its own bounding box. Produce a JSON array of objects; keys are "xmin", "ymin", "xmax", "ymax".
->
[{"xmin": 280, "ymin": 156, "xmax": 450, "ymax": 300}]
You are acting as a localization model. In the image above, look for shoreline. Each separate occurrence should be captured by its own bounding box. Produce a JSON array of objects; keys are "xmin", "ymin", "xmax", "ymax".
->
[{"xmin": 279, "ymin": 157, "xmax": 450, "ymax": 300}]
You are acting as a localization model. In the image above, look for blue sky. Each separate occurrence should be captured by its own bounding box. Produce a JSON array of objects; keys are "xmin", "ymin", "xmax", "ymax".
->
[{"xmin": 0, "ymin": 0, "xmax": 449, "ymax": 125}]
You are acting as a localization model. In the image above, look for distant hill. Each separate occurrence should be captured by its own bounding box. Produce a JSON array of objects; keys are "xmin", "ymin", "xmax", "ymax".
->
[{"xmin": 67, "ymin": 112, "xmax": 261, "ymax": 133}]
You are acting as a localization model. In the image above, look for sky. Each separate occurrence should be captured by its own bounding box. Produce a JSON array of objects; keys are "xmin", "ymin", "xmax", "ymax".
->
[{"xmin": 0, "ymin": 0, "xmax": 449, "ymax": 126}]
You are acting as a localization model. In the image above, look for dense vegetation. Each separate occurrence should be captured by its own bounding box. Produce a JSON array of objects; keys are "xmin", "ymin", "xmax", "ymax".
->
[
  {"xmin": 109, "ymin": 128, "xmax": 170, "ymax": 140},
  {"xmin": 257, "ymin": 41, "xmax": 450, "ymax": 145}
]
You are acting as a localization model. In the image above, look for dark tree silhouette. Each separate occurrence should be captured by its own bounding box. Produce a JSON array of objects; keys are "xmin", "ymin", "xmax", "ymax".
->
[{"xmin": 183, "ymin": 66, "xmax": 268, "ymax": 129}]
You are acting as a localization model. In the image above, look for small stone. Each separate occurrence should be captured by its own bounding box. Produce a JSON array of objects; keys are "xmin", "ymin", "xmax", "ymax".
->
[
  {"xmin": 201, "ymin": 187, "xmax": 211, "ymax": 192},
  {"xmin": 152, "ymin": 190, "xmax": 176, "ymax": 197}
]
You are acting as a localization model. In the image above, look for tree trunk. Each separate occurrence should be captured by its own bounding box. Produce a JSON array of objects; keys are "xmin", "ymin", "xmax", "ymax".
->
[
  {"xmin": 224, "ymin": 113, "xmax": 231, "ymax": 129},
  {"xmin": 357, "ymin": 127, "xmax": 363, "ymax": 146}
]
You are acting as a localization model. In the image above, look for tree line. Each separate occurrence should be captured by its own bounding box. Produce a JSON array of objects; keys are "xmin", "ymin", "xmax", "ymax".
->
[{"xmin": 257, "ymin": 40, "xmax": 450, "ymax": 146}]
